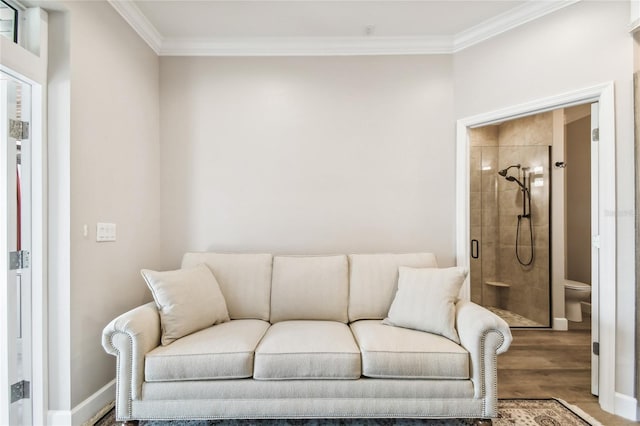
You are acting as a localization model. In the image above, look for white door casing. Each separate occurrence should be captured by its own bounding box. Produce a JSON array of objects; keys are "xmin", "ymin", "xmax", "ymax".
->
[{"xmin": 590, "ymin": 102, "xmax": 600, "ymax": 396}]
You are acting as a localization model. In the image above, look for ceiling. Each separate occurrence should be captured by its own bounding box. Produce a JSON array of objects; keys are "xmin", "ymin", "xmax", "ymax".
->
[{"xmin": 108, "ymin": 0, "xmax": 578, "ymax": 56}]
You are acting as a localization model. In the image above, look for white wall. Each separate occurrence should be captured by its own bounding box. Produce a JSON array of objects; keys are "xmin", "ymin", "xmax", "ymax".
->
[
  {"xmin": 48, "ymin": 1, "xmax": 161, "ymax": 412},
  {"xmin": 635, "ymin": 33, "xmax": 640, "ymax": 72},
  {"xmin": 159, "ymin": 56, "xmax": 455, "ymax": 267},
  {"xmin": 453, "ymin": 0, "xmax": 634, "ymax": 397}
]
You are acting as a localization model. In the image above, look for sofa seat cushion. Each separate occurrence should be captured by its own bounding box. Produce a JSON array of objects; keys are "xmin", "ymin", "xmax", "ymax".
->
[
  {"xmin": 350, "ymin": 320, "xmax": 469, "ymax": 379},
  {"xmin": 254, "ymin": 321, "xmax": 361, "ymax": 380},
  {"xmin": 145, "ymin": 319, "xmax": 270, "ymax": 382}
]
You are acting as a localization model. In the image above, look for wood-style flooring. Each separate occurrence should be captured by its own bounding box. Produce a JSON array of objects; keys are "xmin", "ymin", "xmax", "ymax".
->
[{"xmin": 497, "ymin": 314, "xmax": 638, "ymax": 425}]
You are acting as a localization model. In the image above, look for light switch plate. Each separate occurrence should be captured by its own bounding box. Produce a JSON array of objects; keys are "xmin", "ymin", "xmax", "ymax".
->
[{"xmin": 96, "ymin": 222, "xmax": 116, "ymax": 242}]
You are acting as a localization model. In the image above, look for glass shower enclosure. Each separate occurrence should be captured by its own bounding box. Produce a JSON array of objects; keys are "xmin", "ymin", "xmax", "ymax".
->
[{"xmin": 469, "ymin": 114, "xmax": 552, "ymax": 328}]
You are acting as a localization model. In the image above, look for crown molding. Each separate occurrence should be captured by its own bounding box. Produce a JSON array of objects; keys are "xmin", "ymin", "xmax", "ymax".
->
[
  {"xmin": 453, "ymin": 0, "xmax": 579, "ymax": 52},
  {"xmin": 110, "ymin": 0, "xmax": 579, "ymax": 57},
  {"xmin": 108, "ymin": 0, "xmax": 163, "ymax": 54},
  {"xmin": 160, "ymin": 36, "xmax": 453, "ymax": 56}
]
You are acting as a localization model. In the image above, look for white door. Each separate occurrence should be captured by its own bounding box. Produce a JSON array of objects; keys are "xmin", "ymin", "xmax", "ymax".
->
[
  {"xmin": 0, "ymin": 72, "xmax": 32, "ymax": 425},
  {"xmin": 590, "ymin": 102, "xmax": 599, "ymax": 396}
]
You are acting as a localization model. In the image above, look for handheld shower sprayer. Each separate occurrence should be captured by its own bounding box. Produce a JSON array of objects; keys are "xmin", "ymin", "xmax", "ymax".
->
[
  {"xmin": 497, "ymin": 164, "xmax": 534, "ymax": 266},
  {"xmin": 505, "ymin": 175, "xmax": 527, "ymax": 190}
]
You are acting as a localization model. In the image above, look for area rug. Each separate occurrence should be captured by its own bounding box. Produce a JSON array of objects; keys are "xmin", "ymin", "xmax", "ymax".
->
[
  {"xmin": 93, "ymin": 399, "xmax": 602, "ymax": 426},
  {"xmin": 497, "ymin": 399, "xmax": 602, "ymax": 425}
]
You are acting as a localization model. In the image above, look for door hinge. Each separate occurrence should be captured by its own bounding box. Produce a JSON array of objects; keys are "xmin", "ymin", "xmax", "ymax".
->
[
  {"xmin": 9, "ymin": 250, "xmax": 30, "ymax": 270},
  {"xmin": 9, "ymin": 119, "xmax": 29, "ymax": 140},
  {"xmin": 592, "ymin": 128, "xmax": 599, "ymax": 142},
  {"xmin": 592, "ymin": 235, "xmax": 600, "ymax": 249},
  {"xmin": 10, "ymin": 380, "xmax": 30, "ymax": 403},
  {"xmin": 593, "ymin": 342, "xmax": 600, "ymax": 356}
]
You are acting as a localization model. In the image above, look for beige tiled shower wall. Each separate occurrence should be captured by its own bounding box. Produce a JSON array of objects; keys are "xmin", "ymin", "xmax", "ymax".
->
[{"xmin": 469, "ymin": 112, "xmax": 552, "ymax": 326}]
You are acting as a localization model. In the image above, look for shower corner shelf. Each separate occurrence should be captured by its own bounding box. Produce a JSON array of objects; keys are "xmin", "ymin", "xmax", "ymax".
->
[{"xmin": 485, "ymin": 281, "xmax": 511, "ymax": 288}]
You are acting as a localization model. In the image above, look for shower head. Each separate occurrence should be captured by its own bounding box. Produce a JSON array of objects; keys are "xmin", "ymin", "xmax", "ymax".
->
[{"xmin": 498, "ymin": 164, "xmax": 521, "ymax": 177}]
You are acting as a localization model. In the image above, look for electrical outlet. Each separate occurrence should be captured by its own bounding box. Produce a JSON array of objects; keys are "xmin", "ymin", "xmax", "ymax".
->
[{"xmin": 96, "ymin": 222, "xmax": 116, "ymax": 242}]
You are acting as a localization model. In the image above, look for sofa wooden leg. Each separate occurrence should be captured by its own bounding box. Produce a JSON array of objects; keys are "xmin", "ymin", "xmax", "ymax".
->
[
  {"xmin": 474, "ymin": 419, "xmax": 493, "ymax": 426},
  {"xmin": 122, "ymin": 421, "xmax": 139, "ymax": 425}
]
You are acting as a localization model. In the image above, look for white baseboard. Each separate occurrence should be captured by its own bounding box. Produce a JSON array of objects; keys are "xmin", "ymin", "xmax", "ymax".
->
[
  {"xmin": 553, "ymin": 317, "xmax": 568, "ymax": 331},
  {"xmin": 48, "ymin": 410, "xmax": 72, "ymax": 426},
  {"xmin": 48, "ymin": 379, "xmax": 115, "ymax": 426},
  {"xmin": 614, "ymin": 392, "xmax": 639, "ymax": 421},
  {"xmin": 74, "ymin": 379, "xmax": 115, "ymax": 425}
]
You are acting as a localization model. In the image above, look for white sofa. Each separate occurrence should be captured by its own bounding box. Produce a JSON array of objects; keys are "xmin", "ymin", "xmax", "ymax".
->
[{"xmin": 102, "ymin": 253, "xmax": 512, "ymax": 424}]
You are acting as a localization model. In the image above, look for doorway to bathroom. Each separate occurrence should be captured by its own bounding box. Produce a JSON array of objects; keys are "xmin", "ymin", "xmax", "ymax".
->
[
  {"xmin": 468, "ymin": 104, "xmax": 596, "ymax": 334},
  {"xmin": 457, "ymin": 83, "xmax": 617, "ymax": 410}
]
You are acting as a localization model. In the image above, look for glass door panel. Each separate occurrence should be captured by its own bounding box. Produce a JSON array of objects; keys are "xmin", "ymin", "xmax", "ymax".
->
[{"xmin": 469, "ymin": 118, "xmax": 552, "ymax": 328}]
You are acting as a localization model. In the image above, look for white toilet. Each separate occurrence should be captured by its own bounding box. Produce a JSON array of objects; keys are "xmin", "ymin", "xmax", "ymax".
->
[{"xmin": 564, "ymin": 280, "xmax": 591, "ymax": 322}]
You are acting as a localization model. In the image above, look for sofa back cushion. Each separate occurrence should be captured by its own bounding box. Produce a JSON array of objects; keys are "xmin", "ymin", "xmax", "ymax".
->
[
  {"xmin": 270, "ymin": 255, "xmax": 349, "ymax": 323},
  {"xmin": 348, "ymin": 253, "xmax": 438, "ymax": 322},
  {"xmin": 181, "ymin": 253, "xmax": 273, "ymax": 321}
]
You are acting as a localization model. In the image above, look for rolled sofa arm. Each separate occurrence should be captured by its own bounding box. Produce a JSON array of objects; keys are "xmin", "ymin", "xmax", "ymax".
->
[
  {"xmin": 456, "ymin": 300, "xmax": 512, "ymax": 416},
  {"xmin": 102, "ymin": 302, "xmax": 160, "ymax": 420}
]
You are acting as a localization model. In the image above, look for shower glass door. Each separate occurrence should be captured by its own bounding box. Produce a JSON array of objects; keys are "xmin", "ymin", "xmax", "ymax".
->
[{"xmin": 469, "ymin": 114, "xmax": 552, "ymax": 328}]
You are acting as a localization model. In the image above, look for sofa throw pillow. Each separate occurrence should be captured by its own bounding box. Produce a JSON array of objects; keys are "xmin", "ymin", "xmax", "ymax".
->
[
  {"xmin": 383, "ymin": 266, "xmax": 466, "ymax": 344},
  {"xmin": 141, "ymin": 264, "xmax": 230, "ymax": 345}
]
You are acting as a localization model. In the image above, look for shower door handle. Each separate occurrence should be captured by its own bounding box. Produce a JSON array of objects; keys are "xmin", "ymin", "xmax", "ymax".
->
[{"xmin": 471, "ymin": 239, "xmax": 479, "ymax": 259}]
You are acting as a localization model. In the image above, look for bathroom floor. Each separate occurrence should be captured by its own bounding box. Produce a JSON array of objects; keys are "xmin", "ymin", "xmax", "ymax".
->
[{"xmin": 486, "ymin": 306, "xmax": 543, "ymax": 327}]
